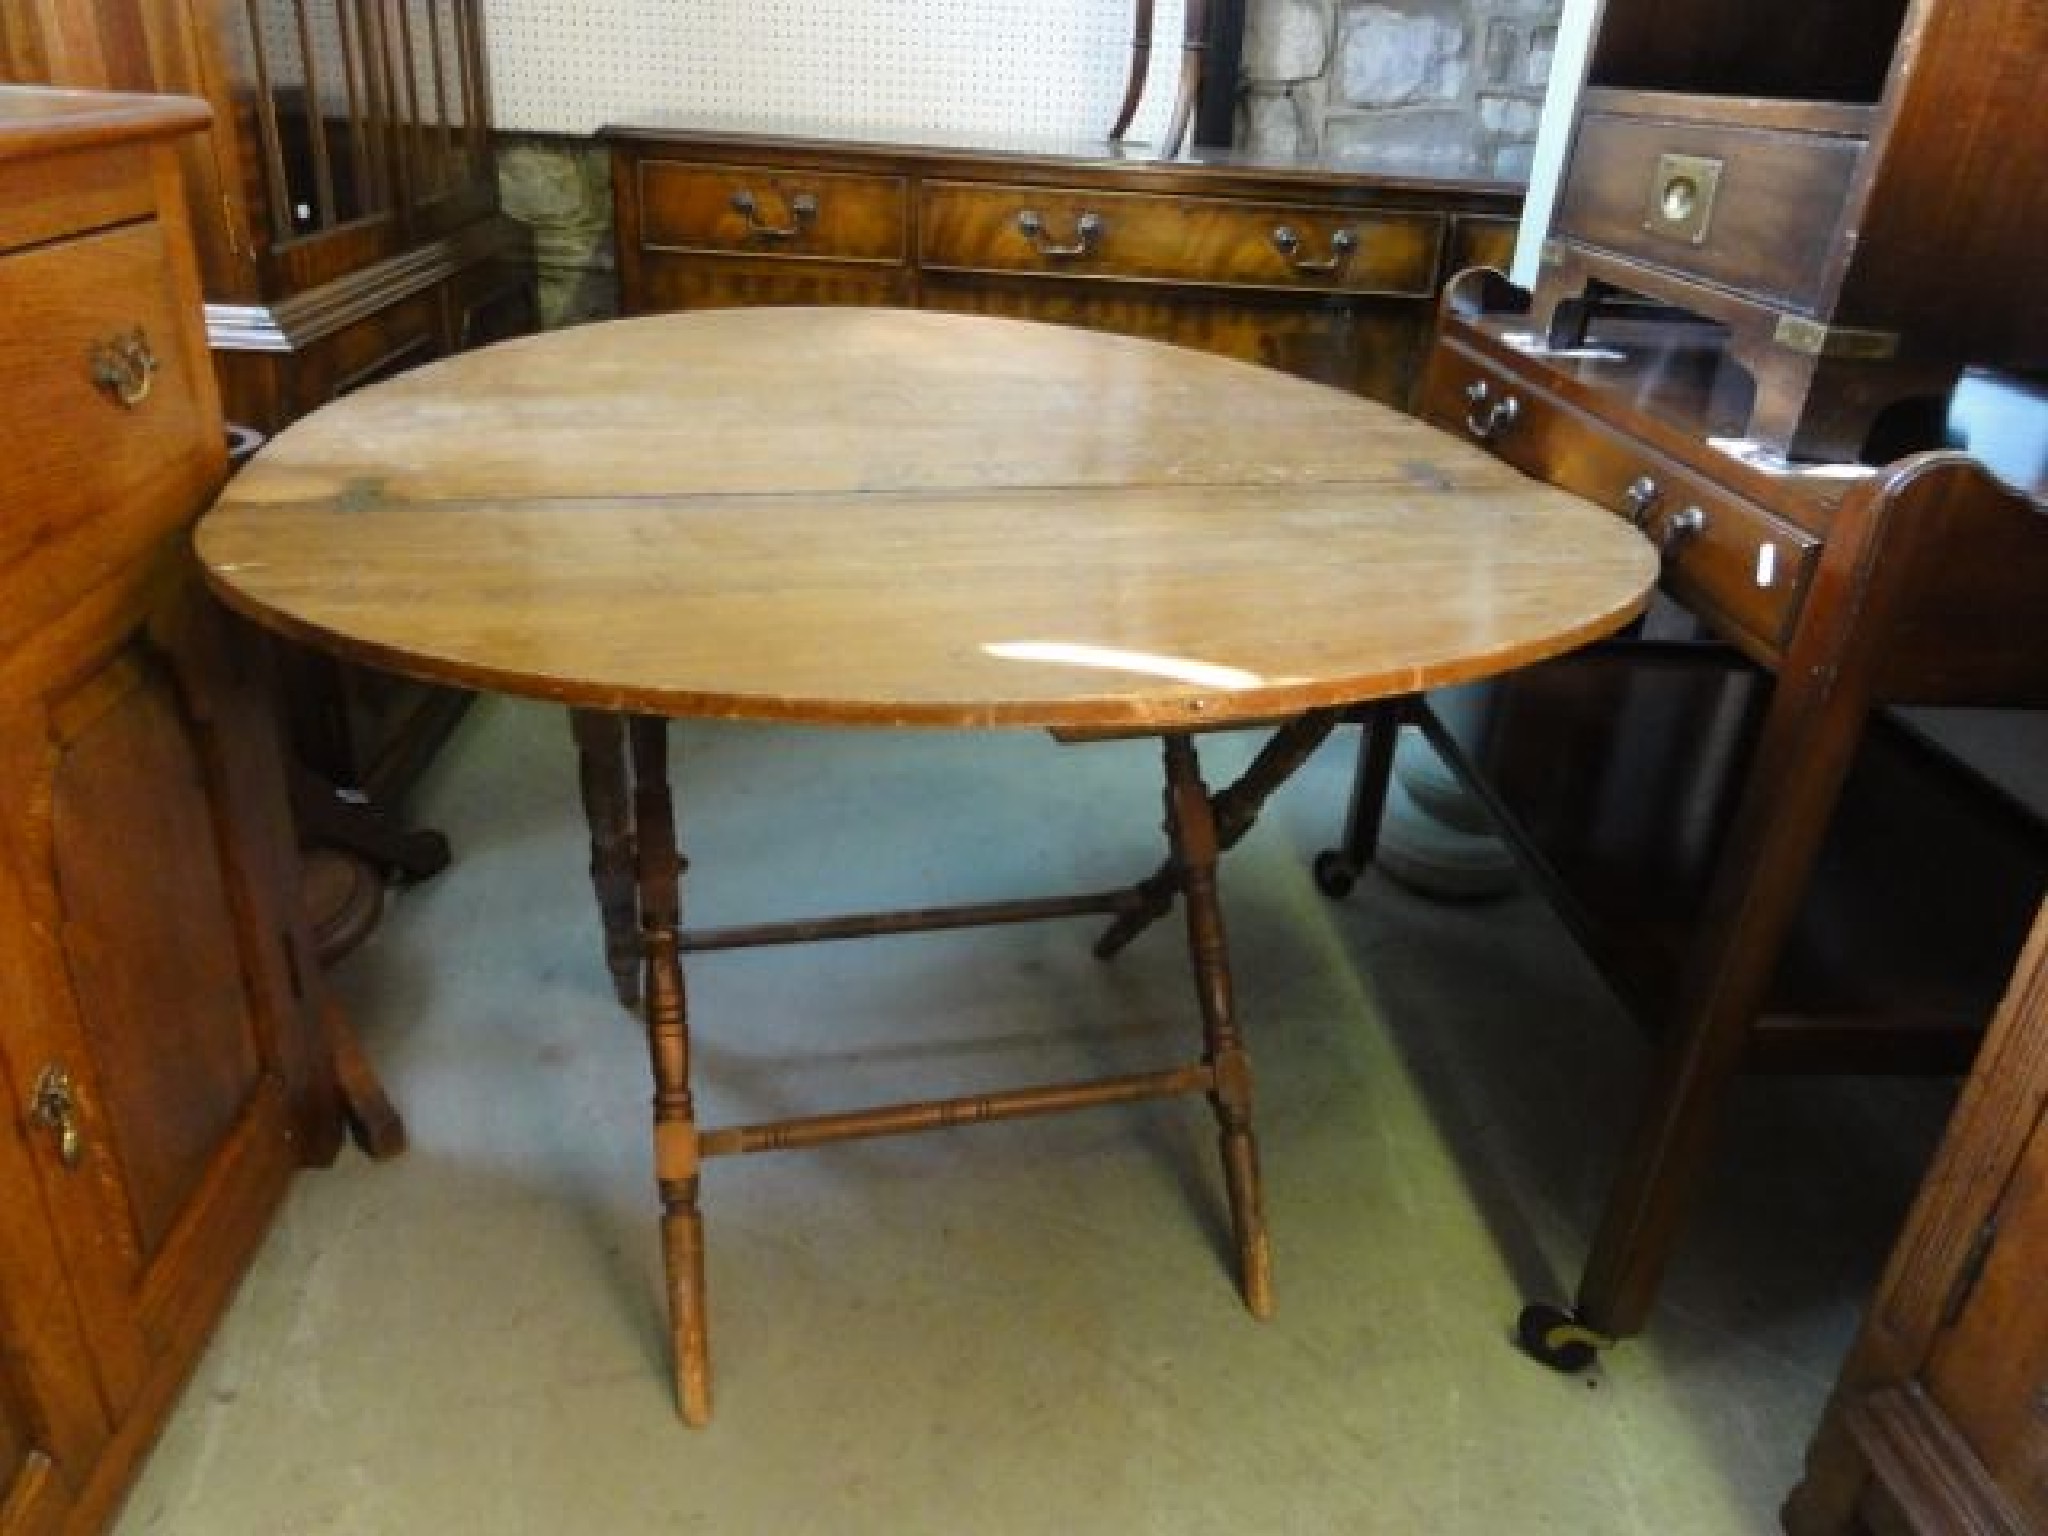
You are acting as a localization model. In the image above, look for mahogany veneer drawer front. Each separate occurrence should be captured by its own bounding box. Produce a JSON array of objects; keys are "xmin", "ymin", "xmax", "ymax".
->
[
  {"xmin": 635, "ymin": 159, "xmax": 908, "ymax": 264},
  {"xmin": 919, "ymin": 180, "xmax": 1442, "ymax": 296},
  {"xmin": 1418, "ymin": 341, "xmax": 1819, "ymax": 656},
  {"xmin": 606, "ymin": 124, "xmax": 1525, "ymax": 409},
  {"xmin": 1556, "ymin": 112, "xmax": 1862, "ymax": 311}
]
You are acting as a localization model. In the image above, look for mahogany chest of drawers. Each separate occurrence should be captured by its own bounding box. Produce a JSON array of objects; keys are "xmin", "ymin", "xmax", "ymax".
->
[{"xmin": 604, "ymin": 121, "xmax": 1525, "ymax": 411}]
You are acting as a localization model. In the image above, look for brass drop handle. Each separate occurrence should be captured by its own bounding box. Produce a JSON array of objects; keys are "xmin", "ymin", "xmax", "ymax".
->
[
  {"xmin": 729, "ymin": 188, "xmax": 818, "ymax": 240},
  {"xmin": 90, "ymin": 327, "xmax": 157, "ymax": 408},
  {"xmin": 1656, "ymin": 505, "xmax": 1708, "ymax": 556},
  {"xmin": 1463, "ymin": 378, "xmax": 1521, "ymax": 442},
  {"xmin": 1271, "ymin": 224, "xmax": 1358, "ymax": 274},
  {"xmin": 29, "ymin": 1065, "xmax": 84, "ymax": 1170},
  {"xmin": 1016, "ymin": 209, "xmax": 1104, "ymax": 259}
]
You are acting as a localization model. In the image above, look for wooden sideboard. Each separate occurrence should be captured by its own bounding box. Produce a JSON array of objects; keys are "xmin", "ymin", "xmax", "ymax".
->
[
  {"xmin": 1784, "ymin": 896, "xmax": 2048, "ymax": 1534},
  {"xmin": 603, "ymin": 119, "xmax": 1524, "ymax": 411},
  {"xmin": 1319, "ymin": 271, "xmax": 2048, "ymax": 1368},
  {"xmin": 0, "ymin": 86, "xmax": 349, "ymax": 1536}
]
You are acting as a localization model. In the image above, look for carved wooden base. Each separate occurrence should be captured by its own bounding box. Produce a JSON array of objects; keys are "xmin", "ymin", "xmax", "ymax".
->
[{"xmin": 572, "ymin": 710, "xmax": 1324, "ymax": 1422}]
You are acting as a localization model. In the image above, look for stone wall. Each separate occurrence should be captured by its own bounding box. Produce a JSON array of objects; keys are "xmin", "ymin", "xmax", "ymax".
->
[
  {"xmin": 495, "ymin": 138, "xmax": 619, "ymax": 329},
  {"xmin": 1240, "ymin": 0, "xmax": 1560, "ymax": 173}
]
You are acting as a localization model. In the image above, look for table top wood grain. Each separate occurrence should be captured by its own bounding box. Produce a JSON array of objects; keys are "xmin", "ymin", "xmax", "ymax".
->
[{"xmin": 196, "ymin": 308, "xmax": 1657, "ymax": 729}]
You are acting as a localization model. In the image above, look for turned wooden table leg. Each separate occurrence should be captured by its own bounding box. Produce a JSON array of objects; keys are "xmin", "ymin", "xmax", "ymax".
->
[
  {"xmin": 571, "ymin": 708, "xmax": 641, "ymax": 1007},
  {"xmin": 1095, "ymin": 708, "xmax": 1342, "ymax": 958},
  {"xmin": 1311, "ymin": 696, "xmax": 1408, "ymax": 900},
  {"xmin": 1161, "ymin": 732, "xmax": 1273, "ymax": 1318},
  {"xmin": 628, "ymin": 716, "xmax": 712, "ymax": 1425}
]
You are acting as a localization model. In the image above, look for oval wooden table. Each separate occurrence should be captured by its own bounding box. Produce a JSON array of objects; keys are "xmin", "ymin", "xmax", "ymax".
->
[{"xmin": 197, "ymin": 308, "xmax": 1657, "ymax": 1425}]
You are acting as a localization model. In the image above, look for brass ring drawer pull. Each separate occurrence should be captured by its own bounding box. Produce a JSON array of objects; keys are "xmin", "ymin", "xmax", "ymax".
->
[
  {"xmin": 89, "ymin": 327, "xmax": 157, "ymax": 408},
  {"xmin": 1463, "ymin": 378, "xmax": 1521, "ymax": 441},
  {"xmin": 29, "ymin": 1064, "xmax": 84, "ymax": 1169},
  {"xmin": 1271, "ymin": 224, "xmax": 1357, "ymax": 275},
  {"xmin": 729, "ymin": 188, "xmax": 818, "ymax": 240},
  {"xmin": 1016, "ymin": 209, "xmax": 1104, "ymax": 259}
]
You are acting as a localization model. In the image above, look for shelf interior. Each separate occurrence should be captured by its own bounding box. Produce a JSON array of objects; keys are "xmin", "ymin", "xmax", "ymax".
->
[{"xmin": 1426, "ymin": 646, "xmax": 2048, "ymax": 1073}]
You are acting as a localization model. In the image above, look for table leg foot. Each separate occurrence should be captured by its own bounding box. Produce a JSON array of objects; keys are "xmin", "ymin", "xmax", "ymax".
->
[{"xmin": 663, "ymin": 1188, "xmax": 712, "ymax": 1426}]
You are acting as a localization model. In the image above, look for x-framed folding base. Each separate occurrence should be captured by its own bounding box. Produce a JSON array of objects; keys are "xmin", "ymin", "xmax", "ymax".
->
[{"xmin": 568, "ymin": 704, "xmax": 1359, "ymax": 1425}]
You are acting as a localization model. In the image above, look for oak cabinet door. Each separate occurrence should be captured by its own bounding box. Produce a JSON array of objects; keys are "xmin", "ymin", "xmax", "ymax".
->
[
  {"xmin": 0, "ymin": 1103, "xmax": 105, "ymax": 1536},
  {"xmin": 0, "ymin": 572, "xmax": 301, "ymax": 1418}
]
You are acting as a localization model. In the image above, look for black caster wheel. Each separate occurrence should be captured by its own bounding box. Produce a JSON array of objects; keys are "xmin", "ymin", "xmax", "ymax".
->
[
  {"xmin": 1517, "ymin": 1302, "xmax": 1608, "ymax": 1373},
  {"xmin": 389, "ymin": 827, "xmax": 453, "ymax": 885},
  {"xmin": 1313, "ymin": 849, "xmax": 1358, "ymax": 899}
]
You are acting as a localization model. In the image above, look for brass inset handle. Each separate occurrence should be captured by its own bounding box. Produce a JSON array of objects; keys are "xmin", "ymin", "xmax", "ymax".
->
[
  {"xmin": 29, "ymin": 1065, "xmax": 84, "ymax": 1169},
  {"xmin": 1463, "ymin": 379, "xmax": 1521, "ymax": 442},
  {"xmin": 1016, "ymin": 209, "xmax": 1104, "ymax": 259},
  {"xmin": 1656, "ymin": 505, "xmax": 1708, "ymax": 556},
  {"xmin": 90, "ymin": 327, "xmax": 157, "ymax": 408},
  {"xmin": 729, "ymin": 188, "xmax": 818, "ymax": 240},
  {"xmin": 1271, "ymin": 224, "xmax": 1358, "ymax": 275}
]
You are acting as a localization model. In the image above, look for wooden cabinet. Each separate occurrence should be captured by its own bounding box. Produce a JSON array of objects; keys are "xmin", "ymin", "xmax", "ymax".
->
[
  {"xmin": 0, "ymin": 86, "xmax": 344, "ymax": 1536},
  {"xmin": 1323, "ymin": 271, "xmax": 2048, "ymax": 1366},
  {"xmin": 606, "ymin": 122, "xmax": 1524, "ymax": 411},
  {"xmin": 1531, "ymin": 0, "xmax": 2048, "ymax": 461},
  {"xmin": 1784, "ymin": 898, "xmax": 2048, "ymax": 1534},
  {"xmin": 2, "ymin": 1, "xmax": 534, "ymax": 877}
]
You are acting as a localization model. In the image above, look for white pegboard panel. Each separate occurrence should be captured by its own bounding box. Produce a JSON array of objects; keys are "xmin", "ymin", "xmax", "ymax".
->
[{"xmin": 484, "ymin": 0, "xmax": 1191, "ymax": 146}]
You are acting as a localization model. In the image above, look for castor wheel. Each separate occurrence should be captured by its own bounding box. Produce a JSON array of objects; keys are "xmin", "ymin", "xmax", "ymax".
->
[
  {"xmin": 1517, "ymin": 1302, "xmax": 1609, "ymax": 1373},
  {"xmin": 1313, "ymin": 849, "xmax": 1359, "ymax": 899}
]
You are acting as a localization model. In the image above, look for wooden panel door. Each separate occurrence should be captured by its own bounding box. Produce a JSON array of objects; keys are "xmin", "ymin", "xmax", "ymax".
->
[
  {"xmin": 0, "ymin": 1109, "xmax": 104, "ymax": 1536},
  {"xmin": 1914, "ymin": 1104, "xmax": 2048, "ymax": 1528},
  {"xmin": 0, "ymin": 568, "xmax": 303, "ymax": 1421}
]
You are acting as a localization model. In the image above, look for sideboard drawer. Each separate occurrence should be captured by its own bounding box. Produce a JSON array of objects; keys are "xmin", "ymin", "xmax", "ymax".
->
[
  {"xmin": 1419, "ymin": 346, "xmax": 1819, "ymax": 655},
  {"xmin": 635, "ymin": 159, "xmax": 908, "ymax": 264},
  {"xmin": 920, "ymin": 180, "xmax": 1443, "ymax": 296},
  {"xmin": 0, "ymin": 218, "xmax": 217, "ymax": 634},
  {"xmin": 1556, "ymin": 112, "xmax": 1861, "ymax": 311}
]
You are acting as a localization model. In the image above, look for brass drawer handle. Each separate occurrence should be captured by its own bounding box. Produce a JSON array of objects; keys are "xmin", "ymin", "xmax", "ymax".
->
[
  {"xmin": 729, "ymin": 188, "xmax": 818, "ymax": 240},
  {"xmin": 89, "ymin": 327, "xmax": 157, "ymax": 408},
  {"xmin": 1016, "ymin": 209, "xmax": 1104, "ymax": 259},
  {"xmin": 1271, "ymin": 224, "xmax": 1358, "ymax": 275},
  {"xmin": 29, "ymin": 1064, "xmax": 84, "ymax": 1169},
  {"xmin": 1463, "ymin": 378, "xmax": 1521, "ymax": 442}
]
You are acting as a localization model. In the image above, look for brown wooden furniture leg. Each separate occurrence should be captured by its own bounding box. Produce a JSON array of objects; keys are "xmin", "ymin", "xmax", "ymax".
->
[
  {"xmin": 1161, "ymin": 732, "xmax": 1273, "ymax": 1317},
  {"xmin": 319, "ymin": 989, "xmax": 408, "ymax": 1160},
  {"xmin": 1311, "ymin": 696, "xmax": 1411, "ymax": 900},
  {"xmin": 1107, "ymin": 0, "xmax": 1156, "ymax": 140},
  {"xmin": 628, "ymin": 715, "xmax": 711, "ymax": 1425},
  {"xmin": 1094, "ymin": 707, "xmax": 1344, "ymax": 958},
  {"xmin": 1521, "ymin": 526, "xmax": 1902, "ymax": 1366},
  {"xmin": 570, "ymin": 708, "xmax": 642, "ymax": 1007}
]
